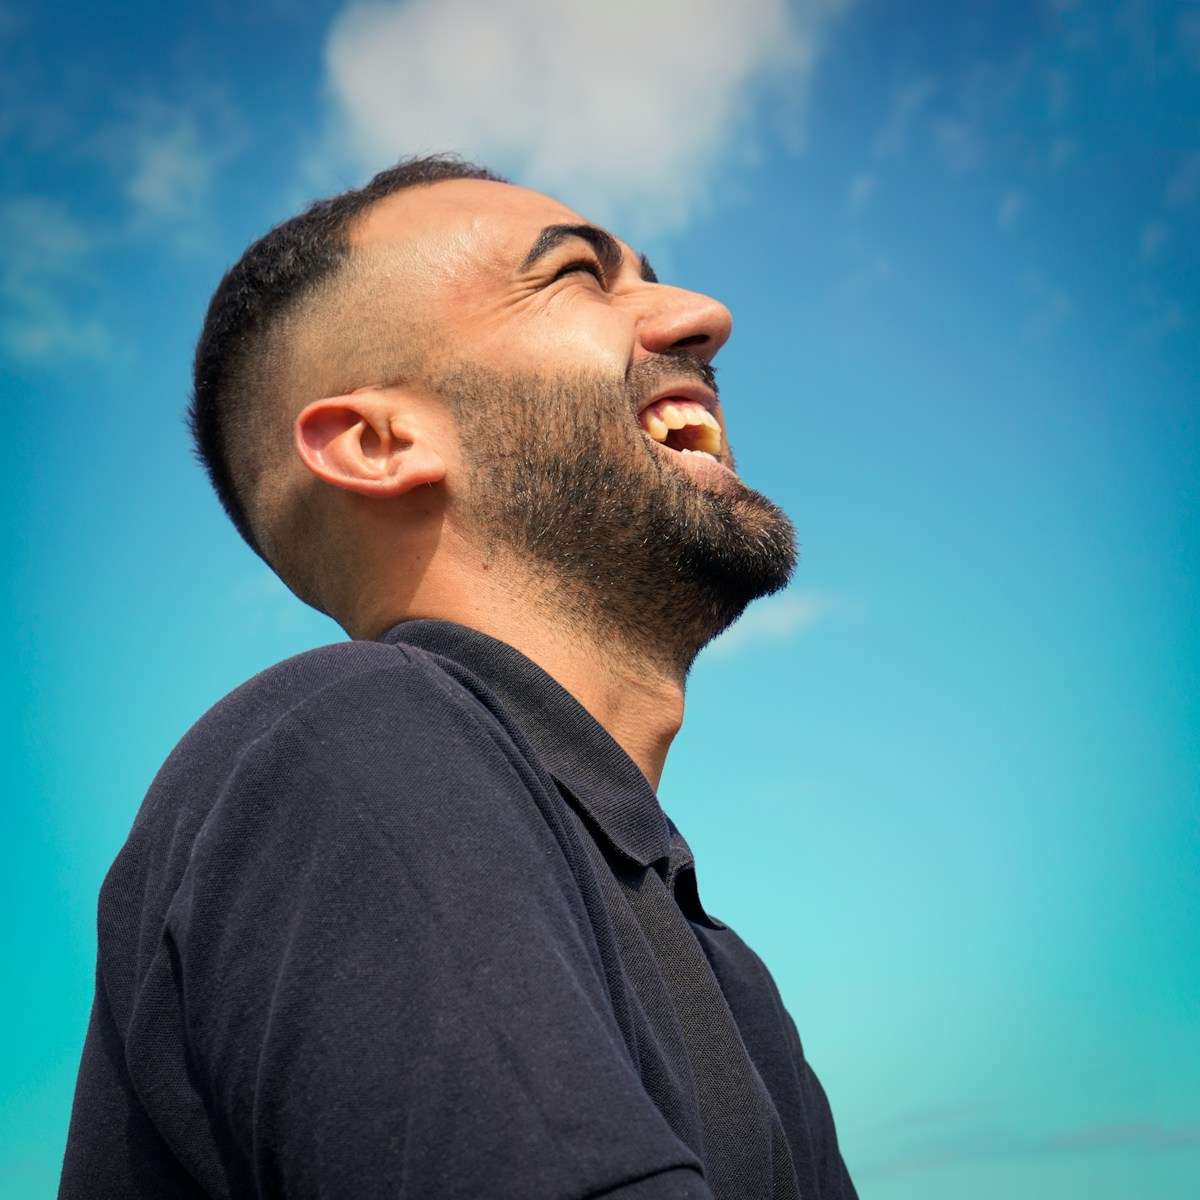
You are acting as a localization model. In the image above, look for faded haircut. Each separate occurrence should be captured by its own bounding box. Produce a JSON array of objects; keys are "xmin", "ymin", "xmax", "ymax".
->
[{"xmin": 186, "ymin": 154, "xmax": 506, "ymax": 567}]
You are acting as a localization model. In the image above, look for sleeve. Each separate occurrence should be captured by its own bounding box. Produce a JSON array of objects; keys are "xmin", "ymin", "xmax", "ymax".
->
[
  {"xmin": 58, "ymin": 978, "xmax": 210, "ymax": 1199},
  {"xmin": 156, "ymin": 664, "xmax": 710, "ymax": 1199},
  {"xmin": 782, "ymin": 1008, "xmax": 858, "ymax": 1200},
  {"xmin": 799, "ymin": 1057, "xmax": 858, "ymax": 1200}
]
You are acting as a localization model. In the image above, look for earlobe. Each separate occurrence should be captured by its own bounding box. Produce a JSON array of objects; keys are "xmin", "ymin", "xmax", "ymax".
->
[{"xmin": 294, "ymin": 395, "xmax": 446, "ymax": 497}]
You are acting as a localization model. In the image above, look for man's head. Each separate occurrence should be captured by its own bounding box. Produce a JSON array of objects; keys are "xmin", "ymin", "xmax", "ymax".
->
[{"xmin": 189, "ymin": 154, "xmax": 795, "ymax": 671}]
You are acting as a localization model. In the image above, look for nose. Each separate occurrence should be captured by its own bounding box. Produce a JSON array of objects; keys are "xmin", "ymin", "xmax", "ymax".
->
[{"xmin": 636, "ymin": 284, "xmax": 733, "ymax": 363}]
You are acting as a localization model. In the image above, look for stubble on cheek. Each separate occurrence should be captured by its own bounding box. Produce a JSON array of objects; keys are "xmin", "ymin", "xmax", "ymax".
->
[{"xmin": 432, "ymin": 357, "xmax": 797, "ymax": 664}]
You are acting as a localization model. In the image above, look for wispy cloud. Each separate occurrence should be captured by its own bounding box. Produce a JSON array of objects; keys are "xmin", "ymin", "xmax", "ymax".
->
[
  {"xmin": 1137, "ymin": 219, "xmax": 1169, "ymax": 263},
  {"xmin": 847, "ymin": 171, "xmax": 877, "ymax": 213},
  {"xmin": 997, "ymin": 189, "xmax": 1026, "ymax": 230},
  {"xmin": 319, "ymin": 0, "xmax": 853, "ymax": 236},
  {"xmin": 1164, "ymin": 150, "xmax": 1200, "ymax": 210},
  {"xmin": 0, "ymin": 196, "xmax": 110, "ymax": 362},
  {"xmin": 861, "ymin": 1100, "xmax": 999, "ymax": 1135},
  {"xmin": 82, "ymin": 91, "xmax": 246, "ymax": 253},
  {"xmin": 874, "ymin": 77, "xmax": 937, "ymax": 159},
  {"xmin": 703, "ymin": 589, "xmax": 844, "ymax": 660},
  {"xmin": 1023, "ymin": 287, "xmax": 1071, "ymax": 340},
  {"xmin": 0, "ymin": 2, "xmax": 23, "ymax": 37},
  {"xmin": 835, "ymin": 234, "xmax": 892, "ymax": 304},
  {"xmin": 1043, "ymin": 1122, "xmax": 1200, "ymax": 1151},
  {"xmin": 1130, "ymin": 282, "xmax": 1187, "ymax": 347},
  {"xmin": 1041, "ymin": 66, "xmax": 1072, "ymax": 120},
  {"xmin": 858, "ymin": 1116, "xmax": 1200, "ymax": 1181},
  {"xmin": 932, "ymin": 116, "xmax": 984, "ymax": 173},
  {"xmin": 1180, "ymin": 10, "xmax": 1200, "ymax": 70},
  {"xmin": 126, "ymin": 114, "xmax": 213, "ymax": 221},
  {"xmin": 1048, "ymin": 136, "xmax": 1076, "ymax": 172},
  {"xmin": 0, "ymin": 79, "xmax": 248, "ymax": 364}
]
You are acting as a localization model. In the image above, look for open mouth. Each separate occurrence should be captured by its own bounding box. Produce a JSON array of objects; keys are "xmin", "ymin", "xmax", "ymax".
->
[{"xmin": 637, "ymin": 397, "xmax": 722, "ymax": 461}]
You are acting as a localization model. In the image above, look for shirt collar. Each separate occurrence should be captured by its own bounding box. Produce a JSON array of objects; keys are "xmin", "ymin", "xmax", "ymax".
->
[{"xmin": 378, "ymin": 618, "xmax": 672, "ymax": 868}]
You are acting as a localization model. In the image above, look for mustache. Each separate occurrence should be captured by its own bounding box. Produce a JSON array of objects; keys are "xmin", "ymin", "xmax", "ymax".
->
[{"xmin": 625, "ymin": 351, "xmax": 718, "ymax": 405}]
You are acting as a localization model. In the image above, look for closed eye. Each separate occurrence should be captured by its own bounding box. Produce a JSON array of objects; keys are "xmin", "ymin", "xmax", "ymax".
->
[{"xmin": 552, "ymin": 258, "xmax": 606, "ymax": 285}]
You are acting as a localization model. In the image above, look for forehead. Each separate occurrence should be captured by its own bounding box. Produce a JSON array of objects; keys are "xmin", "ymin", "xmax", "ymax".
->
[{"xmin": 349, "ymin": 178, "xmax": 619, "ymax": 273}]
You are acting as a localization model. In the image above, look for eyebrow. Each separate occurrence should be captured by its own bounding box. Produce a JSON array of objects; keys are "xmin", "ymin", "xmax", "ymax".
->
[{"xmin": 518, "ymin": 223, "xmax": 658, "ymax": 283}]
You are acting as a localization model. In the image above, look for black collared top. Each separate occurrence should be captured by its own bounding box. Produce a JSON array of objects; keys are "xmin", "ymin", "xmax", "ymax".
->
[{"xmin": 60, "ymin": 620, "xmax": 858, "ymax": 1199}]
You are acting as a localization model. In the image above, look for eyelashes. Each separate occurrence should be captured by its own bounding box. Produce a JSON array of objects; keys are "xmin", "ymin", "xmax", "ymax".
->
[{"xmin": 551, "ymin": 258, "xmax": 606, "ymax": 286}]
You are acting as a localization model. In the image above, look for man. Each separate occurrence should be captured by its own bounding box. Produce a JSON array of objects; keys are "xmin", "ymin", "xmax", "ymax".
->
[{"xmin": 60, "ymin": 155, "xmax": 858, "ymax": 1199}]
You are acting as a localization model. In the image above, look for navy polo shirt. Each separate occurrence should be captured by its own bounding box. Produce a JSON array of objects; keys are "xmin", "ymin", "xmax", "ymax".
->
[{"xmin": 60, "ymin": 619, "xmax": 857, "ymax": 1199}]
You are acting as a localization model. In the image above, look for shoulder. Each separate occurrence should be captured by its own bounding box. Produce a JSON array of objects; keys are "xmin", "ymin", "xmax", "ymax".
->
[
  {"xmin": 182, "ymin": 638, "xmax": 425, "ymax": 749},
  {"xmin": 128, "ymin": 635, "xmax": 562, "ymax": 914},
  {"xmin": 246, "ymin": 643, "xmax": 526, "ymax": 785},
  {"xmin": 141, "ymin": 637, "xmax": 529, "ymax": 838},
  {"xmin": 175, "ymin": 642, "xmax": 575, "ymax": 933},
  {"xmin": 104, "ymin": 637, "xmax": 572, "ymax": 982},
  {"xmin": 168, "ymin": 638, "xmax": 489, "ymax": 769},
  {"xmin": 217, "ymin": 636, "xmax": 552, "ymax": 814}
]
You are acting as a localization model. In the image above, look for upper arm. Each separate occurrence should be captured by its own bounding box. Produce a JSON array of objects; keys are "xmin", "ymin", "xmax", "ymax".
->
[
  {"xmin": 156, "ymin": 664, "xmax": 704, "ymax": 1198},
  {"xmin": 780, "ymin": 1008, "xmax": 858, "ymax": 1200}
]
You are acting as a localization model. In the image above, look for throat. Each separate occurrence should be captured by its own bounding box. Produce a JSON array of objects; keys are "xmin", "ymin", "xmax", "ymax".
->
[
  {"xmin": 531, "ymin": 621, "xmax": 686, "ymax": 791},
  {"xmin": 437, "ymin": 560, "xmax": 689, "ymax": 791}
]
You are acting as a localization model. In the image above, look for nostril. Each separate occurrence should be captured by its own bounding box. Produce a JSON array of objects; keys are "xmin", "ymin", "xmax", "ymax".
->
[{"xmin": 671, "ymin": 334, "xmax": 709, "ymax": 349}]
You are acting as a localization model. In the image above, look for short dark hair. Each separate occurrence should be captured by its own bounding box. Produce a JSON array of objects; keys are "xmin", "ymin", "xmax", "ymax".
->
[{"xmin": 187, "ymin": 154, "xmax": 507, "ymax": 560}]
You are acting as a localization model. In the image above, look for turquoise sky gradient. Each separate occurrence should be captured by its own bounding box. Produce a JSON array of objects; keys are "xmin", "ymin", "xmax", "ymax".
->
[{"xmin": 3, "ymin": 1, "xmax": 1197, "ymax": 1195}]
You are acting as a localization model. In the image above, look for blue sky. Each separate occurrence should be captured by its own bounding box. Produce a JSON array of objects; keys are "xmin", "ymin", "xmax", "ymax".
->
[{"xmin": 2, "ymin": 0, "xmax": 1197, "ymax": 1195}]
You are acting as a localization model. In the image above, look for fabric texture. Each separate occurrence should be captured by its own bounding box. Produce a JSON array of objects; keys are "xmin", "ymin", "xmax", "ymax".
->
[{"xmin": 59, "ymin": 619, "xmax": 858, "ymax": 1199}]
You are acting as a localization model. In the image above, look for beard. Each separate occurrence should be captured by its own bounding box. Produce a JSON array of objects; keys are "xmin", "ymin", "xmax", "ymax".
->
[{"xmin": 433, "ymin": 353, "xmax": 797, "ymax": 676}]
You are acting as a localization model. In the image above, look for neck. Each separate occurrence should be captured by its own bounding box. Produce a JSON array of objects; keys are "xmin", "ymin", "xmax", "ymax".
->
[
  {"xmin": 359, "ymin": 556, "xmax": 687, "ymax": 791},
  {"xmin": 482, "ymin": 602, "xmax": 686, "ymax": 791}
]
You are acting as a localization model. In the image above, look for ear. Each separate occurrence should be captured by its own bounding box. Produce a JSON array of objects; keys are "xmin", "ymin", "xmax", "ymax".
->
[{"xmin": 294, "ymin": 392, "xmax": 446, "ymax": 497}]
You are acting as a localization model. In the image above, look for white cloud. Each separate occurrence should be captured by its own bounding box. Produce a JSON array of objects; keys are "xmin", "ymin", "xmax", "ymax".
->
[
  {"xmin": 321, "ymin": 0, "xmax": 851, "ymax": 235},
  {"xmin": 0, "ymin": 85, "xmax": 247, "ymax": 363},
  {"xmin": 997, "ymin": 189, "xmax": 1025, "ymax": 229},
  {"xmin": 847, "ymin": 171, "xmax": 877, "ymax": 213},
  {"xmin": 703, "ymin": 589, "xmax": 841, "ymax": 659},
  {"xmin": 88, "ymin": 93, "xmax": 245, "ymax": 246},
  {"xmin": 1137, "ymin": 219, "xmax": 1168, "ymax": 262},
  {"xmin": 126, "ymin": 114, "xmax": 212, "ymax": 220},
  {"xmin": 0, "ymin": 196, "xmax": 111, "ymax": 362},
  {"xmin": 874, "ymin": 77, "xmax": 937, "ymax": 159}
]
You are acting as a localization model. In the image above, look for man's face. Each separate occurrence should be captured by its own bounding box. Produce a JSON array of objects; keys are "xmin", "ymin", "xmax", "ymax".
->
[{"xmin": 351, "ymin": 179, "xmax": 795, "ymax": 668}]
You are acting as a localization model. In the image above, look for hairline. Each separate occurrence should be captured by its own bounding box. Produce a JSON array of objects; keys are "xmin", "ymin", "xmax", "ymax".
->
[{"xmin": 189, "ymin": 156, "xmax": 509, "ymax": 571}]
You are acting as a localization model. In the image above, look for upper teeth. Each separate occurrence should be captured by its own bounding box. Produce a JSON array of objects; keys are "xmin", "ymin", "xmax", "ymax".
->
[{"xmin": 639, "ymin": 398, "xmax": 722, "ymax": 456}]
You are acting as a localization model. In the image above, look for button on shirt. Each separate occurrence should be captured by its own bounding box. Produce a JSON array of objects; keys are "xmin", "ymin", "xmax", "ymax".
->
[{"xmin": 60, "ymin": 619, "xmax": 858, "ymax": 1199}]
